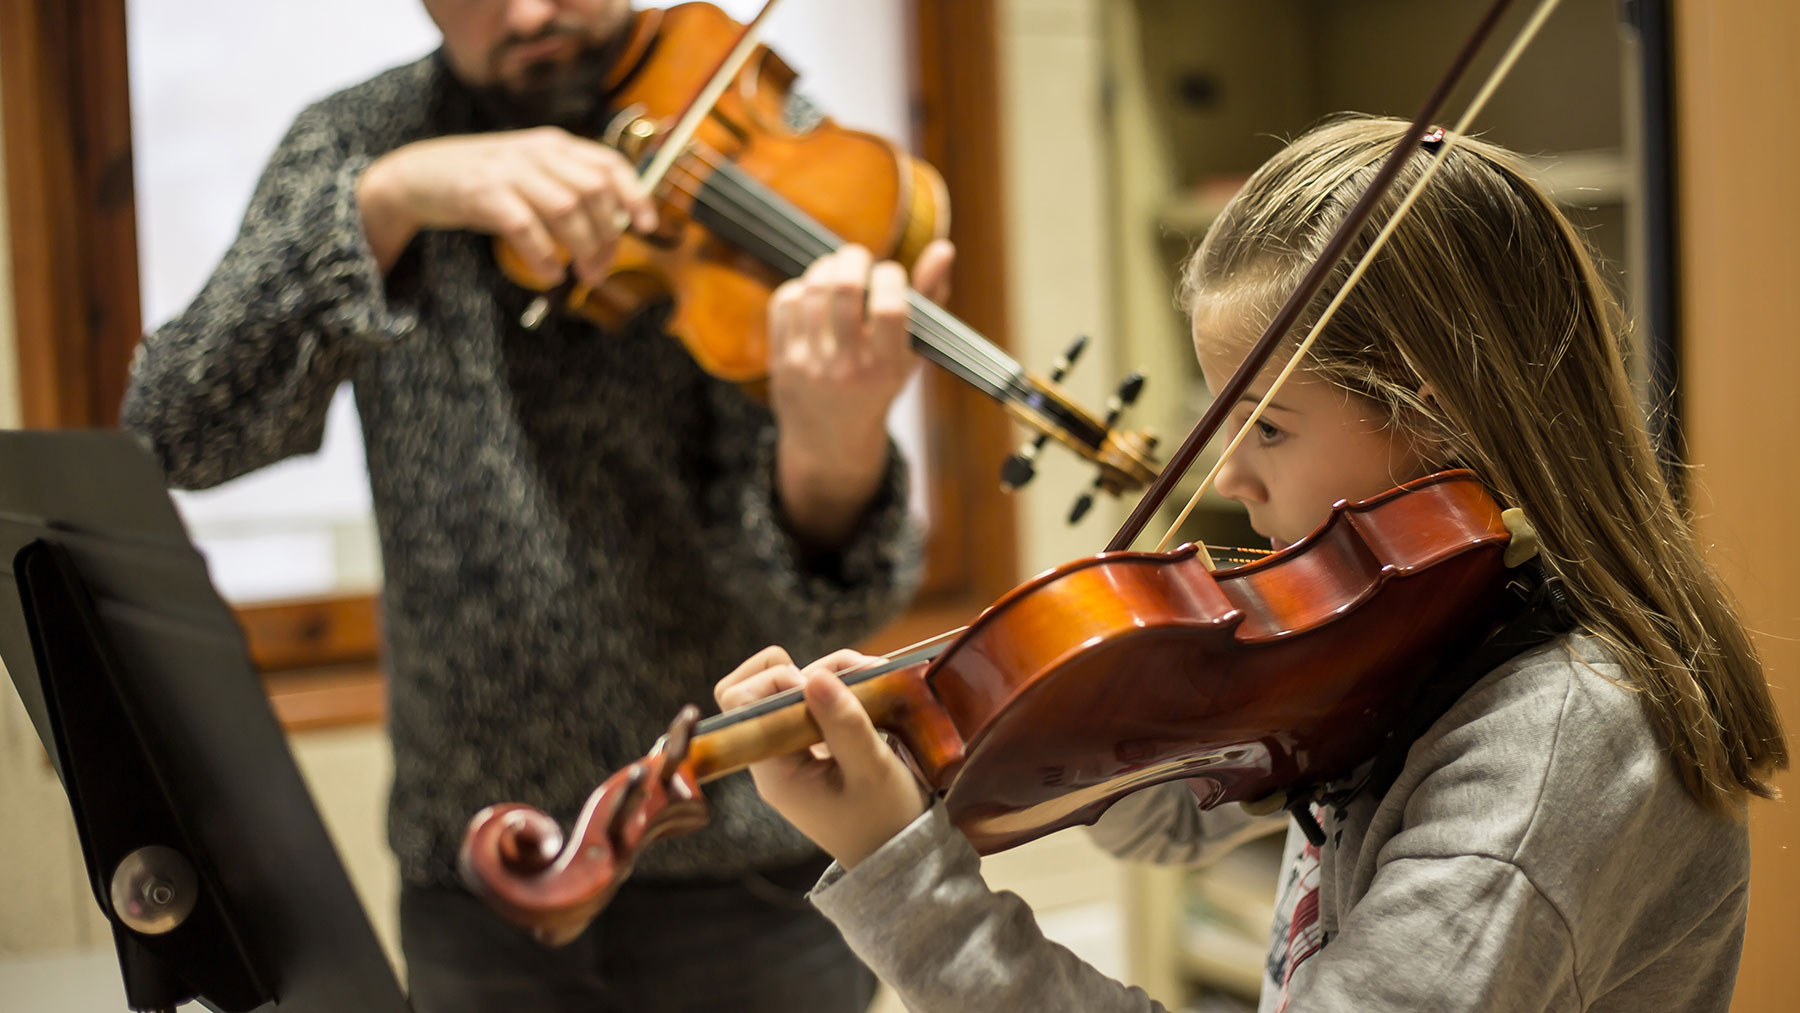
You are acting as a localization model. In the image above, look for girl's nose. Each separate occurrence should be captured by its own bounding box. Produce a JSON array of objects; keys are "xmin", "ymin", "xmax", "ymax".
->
[{"xmin": 1213, "ymin": 454, "xmax": 1267, "ymax": 505}]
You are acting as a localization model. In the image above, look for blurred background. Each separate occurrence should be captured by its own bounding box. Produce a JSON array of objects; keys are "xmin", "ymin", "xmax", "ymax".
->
[{"xmin": 1, "ymin": 1, "xmax": 1793, "ymax": 1010}]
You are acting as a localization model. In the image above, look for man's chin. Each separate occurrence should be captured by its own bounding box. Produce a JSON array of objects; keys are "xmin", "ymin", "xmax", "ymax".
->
[
  {"xmin": 472, "ymin": 49, "xmax": 615, "ymax": 130},
  {"xmin": 472, "ymin": 80, "xmax": 604, "ymax": 132}
]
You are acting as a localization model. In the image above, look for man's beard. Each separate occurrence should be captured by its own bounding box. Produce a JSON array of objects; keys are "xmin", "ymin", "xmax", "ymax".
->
[{"xmin": 469, "ymin": 35, "xmax": 619, "ymax": 132}]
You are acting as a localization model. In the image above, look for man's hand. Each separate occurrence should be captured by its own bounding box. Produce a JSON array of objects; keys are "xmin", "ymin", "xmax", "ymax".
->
[
  {"xmin": 715, "ymin": 646, "xmax": 929, "ymax": 869},
  {"xmin": 769, "ymin": 239, "xmax": 954, "ymax": 551},
  {"xmin": 356, "ymin": 126, "xmax": 658, "ymax": 281}
]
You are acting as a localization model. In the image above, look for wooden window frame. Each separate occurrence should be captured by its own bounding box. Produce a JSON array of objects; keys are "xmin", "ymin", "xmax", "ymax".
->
[{"xmin": 2, "ymin": 0, "xmax": 1017, "ymax": 728}]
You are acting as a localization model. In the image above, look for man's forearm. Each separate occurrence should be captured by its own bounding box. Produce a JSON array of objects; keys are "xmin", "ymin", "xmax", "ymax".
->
[
  {"xmin": 354, "ymin": 155, "xmax": 419, "ymax": 275},
  {"xmin": 774, "ymin": 430, "xmax": 892, "ymax": 553}
]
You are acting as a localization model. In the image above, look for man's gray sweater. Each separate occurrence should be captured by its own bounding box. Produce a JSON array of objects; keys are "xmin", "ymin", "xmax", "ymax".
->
[{"xmin": 121, "ymin": 53, "xmax": 920, "ymax": 887}]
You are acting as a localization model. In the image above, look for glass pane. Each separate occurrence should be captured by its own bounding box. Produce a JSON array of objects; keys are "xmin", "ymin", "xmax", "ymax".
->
[
  {"xmin": 128, "ymin": 0, "xmax": 929, "ymax": 602},
  {"xmin": 129, "ymin": 0, "xmax": 440, "ymax": 602}
]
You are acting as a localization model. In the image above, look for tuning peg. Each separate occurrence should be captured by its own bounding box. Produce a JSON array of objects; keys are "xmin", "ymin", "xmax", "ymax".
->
[
  {"xmin": 1048, "ymin": 334, "xmax": 1088, "ymax": 381},
  {"xmin": 1103, "ymin": 371, "xmax": 1146, "ymax": 428},
  {"xmin": 1002, "ymin": 435, "xmax": 1049, "ymax": 491},
  {"xmin": 1069, "ymin": 487, "xmax": 1096, "ymax": 524},
  {"xmin": 999, "ymin": 335, "xmax": 1090, "ymax": 491},
  {"xmin": 1067, "ymin": 372, "xmax": 1150, "ymax": 524}
]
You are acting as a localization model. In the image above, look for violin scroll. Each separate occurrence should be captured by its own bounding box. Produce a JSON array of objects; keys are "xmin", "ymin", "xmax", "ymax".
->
[{"xmin": 459, "ymin": 706, "xmax": 711, "ymax": 945}]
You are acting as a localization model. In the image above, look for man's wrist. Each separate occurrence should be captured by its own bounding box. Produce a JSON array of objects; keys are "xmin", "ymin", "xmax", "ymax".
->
[
  {"xmin": 356, "ymin": 153, "xmax": 418, "ymax": 273},
  {"xmin": 774, "ymin": 428, "xmax": 892, "ymax": 552}
]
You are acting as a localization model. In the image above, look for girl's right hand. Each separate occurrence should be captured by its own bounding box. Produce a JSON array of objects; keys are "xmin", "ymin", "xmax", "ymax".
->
[{"xmin": 715, "ymin": 647, "xmax": 929, "ymax": 868}]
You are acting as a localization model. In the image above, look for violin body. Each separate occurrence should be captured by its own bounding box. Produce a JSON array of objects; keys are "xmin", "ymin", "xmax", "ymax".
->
[
  {"xmin": 925, "ymin": 469, "xmax": 1512, "ymax": 852},
  {"xmin": 499, "ymin": 1, "xmax": 948, "ymax": 380},
  {"xmin": 459, "ymin": 0, "xmax": 1539, "ymax": 945},
  {"xmin": 460, "ymin": 470, "xmax": 1515, "ymax": 941}
]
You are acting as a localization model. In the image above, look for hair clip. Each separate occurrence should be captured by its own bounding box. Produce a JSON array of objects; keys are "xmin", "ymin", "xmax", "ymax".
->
[{"xmin": 1420, "ymin": 126, "xmax": 1447, "ymax": 154}]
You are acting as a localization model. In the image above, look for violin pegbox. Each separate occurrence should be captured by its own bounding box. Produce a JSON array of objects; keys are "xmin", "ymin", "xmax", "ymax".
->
[
  {"xmin": 1002, "ymin": 335, "xmax": 1090, "ymax": 492},
  {"xmin": 1069, "ymin": 372, "xmax": 1157, "ymax": 524},
  {"xmin": 1000, "ymin": 335, "xmax": 1161, "ymax": 522}
]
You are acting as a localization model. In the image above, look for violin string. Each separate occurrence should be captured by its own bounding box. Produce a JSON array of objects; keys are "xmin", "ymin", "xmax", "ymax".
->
[
  {"xmin": 673, "ymin": 144, "xmax": 1085, "ymax": 417},
  {"xmin": 1202, "ymin": 543, "xmax": 1276, "ymax": 568},
  {"xmin": 654, "ymin": 161, "xmax": 821, "ymax": 277},
  {"xmin": 1153, "ymin": 0, "xmax": 1563, "ymax": 554},
  {"xmin": 666, "ymin": 145, "xmax": 1036, "ymax": 398},
  {"xmin": 697, "ymin": 630, "xmax": 965, "ymax": 736},
  {"xmin": 635, "ymin": 0, "xmax": 786, "ymax": 196},
  {"xmin": 657, "ymin": 156, "xmax": 819, "ymax": 269},
  {"xmin": 672, "ymin": 151, "xmax": 1030, "ymax": 394},
  {"xmin": 646, "ymin": 143, "xmax": 1111, "ymax": 453},
  {"xmin": 664, "ymin": 153, "xmax": 1114, "ymax": 454},
  {"xmin": 652, "ymin": 159, "xmax": 1020, "ymax": 400}
]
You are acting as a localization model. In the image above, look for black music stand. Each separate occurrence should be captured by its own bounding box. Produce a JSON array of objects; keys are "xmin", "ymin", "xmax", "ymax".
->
[{"xmin": 0, "ymin": 430, "xmax": 409, "ymax": 1013}]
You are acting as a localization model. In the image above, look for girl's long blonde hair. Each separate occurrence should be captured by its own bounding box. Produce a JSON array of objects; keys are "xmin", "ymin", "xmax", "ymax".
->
[{"xmin": 1182, "ymin": 115, "xmax": 1786, "ymax": 811}]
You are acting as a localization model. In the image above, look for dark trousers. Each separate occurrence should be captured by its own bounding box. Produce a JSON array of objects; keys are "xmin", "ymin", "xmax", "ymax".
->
[{"xmin": 400, "ymin": 856, "xmax": 877, "ymax": 1013}]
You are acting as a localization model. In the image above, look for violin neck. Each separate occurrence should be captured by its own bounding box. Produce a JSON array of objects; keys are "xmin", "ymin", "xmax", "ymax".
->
[
  {"xmin": 685, "ymin": 647, "xmax": 966, "ymax": 786},
  {"xmin": 690, "ymin": 162, "xmax": 1067, "ymax": 414}
]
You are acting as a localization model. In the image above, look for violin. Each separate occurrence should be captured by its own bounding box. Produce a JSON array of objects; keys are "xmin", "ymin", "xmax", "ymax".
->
[
  {"xmin": 463, "ymin": 472, "xmax": 1514, "ymax": 943},
  {"xmin": 459, "ymin": 0, "xmax": 1543, "ymax": 946},
  {"xmin": 498, "ymin": 1, "xmax": 1159, "ymax": 499}
]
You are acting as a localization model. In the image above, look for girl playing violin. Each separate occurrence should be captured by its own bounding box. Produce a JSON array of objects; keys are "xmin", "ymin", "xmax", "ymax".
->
[{"xmin": 714, "ymin": 115, "xmax": 1789, "ymax": 1011}]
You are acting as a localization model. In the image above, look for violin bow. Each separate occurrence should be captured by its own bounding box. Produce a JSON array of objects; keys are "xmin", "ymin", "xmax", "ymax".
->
[
  {"xmin": 636, "ymin": 0, "xmax": 786, "ymax": 195},
  {"xmin": 1151, "ymin": 0, "xmax": 1565, "ymax": 555},
  {"xmin": 682, "ymin": 0, "xmax": 1574, "ymax": 786},
  {"xmin": 1108, "ymin": 0, "xmax": 1564, "ymax": 556},
  {"xmin": 521, "ymin": 0, "xmax": 786, "ymax": 328}
]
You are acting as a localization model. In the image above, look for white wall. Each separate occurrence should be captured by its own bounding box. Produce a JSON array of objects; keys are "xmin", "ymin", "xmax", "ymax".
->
[
  {"xmin": 130, "ymin": 0, "xmax": 442, "ymax": 603},
  {"xmin": 1, "ymin": 0, "xmax": 922, "ymax": 1001},
  {"xmin": 133, "ymin": 0, "xmax": 928, "ymax": 605}
]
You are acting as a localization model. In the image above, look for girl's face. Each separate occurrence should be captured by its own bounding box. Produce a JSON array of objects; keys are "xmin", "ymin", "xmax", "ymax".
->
[{"xmin": 1194, "ymin": 315, "xmax": 1441, "ymax": 550}]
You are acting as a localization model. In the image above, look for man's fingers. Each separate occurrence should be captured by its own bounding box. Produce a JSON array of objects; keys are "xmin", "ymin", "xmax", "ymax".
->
[
  {"xmin": 540, "ymin": 161, "xmax": 623, "ymax": 284},
  {"xmin": 798, "ymin": 264, "xmax": 836, "ymax": 363},
  {"xmin": 866, "ymin": 261, "xmax": 910, "ymax": 369},
  {"xmin": 600, "ymin": 153, "xmax": 658, "ymax": 234},
  {"xmin": 489, "ymin": 191, "xmax": 565, "ymax": 284},
  {"xmin": 553, "ymin": 133, "xmax": 658, "ymax": 234},
  {"xmin": 514, "ymin": 171, "xmax": 606, "ymax": 283},
  {"xmin": 768, "ymin": 279, "xmax": 804, "ymax": 366},
  {"xmin": 911, "ymin": 238, "xmax": 955, "ymax": 305},
  {"xmin": 828, "ymin": 245, "xmax": 874, "ymax": 351}
]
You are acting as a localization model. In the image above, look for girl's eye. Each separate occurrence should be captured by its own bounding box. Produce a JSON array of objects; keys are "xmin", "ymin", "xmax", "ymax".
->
[{"xmin": 1254, "ymin": 420, "xmax": 1284, "ymax": 444}]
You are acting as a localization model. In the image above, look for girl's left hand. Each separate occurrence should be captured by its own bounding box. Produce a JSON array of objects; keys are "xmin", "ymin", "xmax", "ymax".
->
[{"xmin": 715, "ymin": 646, "xmax": 929, "ymax": 868}]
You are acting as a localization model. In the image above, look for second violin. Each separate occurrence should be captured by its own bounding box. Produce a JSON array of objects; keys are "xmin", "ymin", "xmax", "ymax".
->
[{"xmin": 497, "ymin": 1, "xmax": 1160, "ymax": 501}]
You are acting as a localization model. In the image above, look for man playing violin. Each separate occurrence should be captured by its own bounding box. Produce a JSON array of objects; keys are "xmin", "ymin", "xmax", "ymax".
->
[{"xmin": 122, "ymin": 1, "xmax": 952, "ymax": 1010}]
